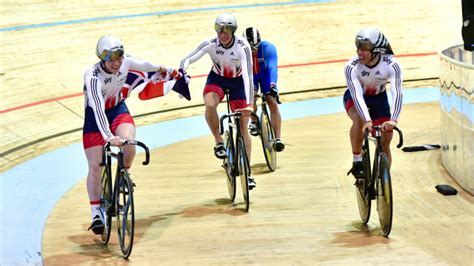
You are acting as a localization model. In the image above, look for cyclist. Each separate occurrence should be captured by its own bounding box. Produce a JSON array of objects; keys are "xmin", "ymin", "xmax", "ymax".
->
[
  {"xmin": 243, "ymin": 27, "xmax": 285, "ymax": 152},
  {"xmin": 83, "ymin": 35, "xmax": 181, "ymax": 234},
  {"xmin": 179, "ymin": 13, "xmax": 256, "ymax": 189},
  {"xmin": 344, "ymin": 28, "xmax": 403, "ymax": 179}
]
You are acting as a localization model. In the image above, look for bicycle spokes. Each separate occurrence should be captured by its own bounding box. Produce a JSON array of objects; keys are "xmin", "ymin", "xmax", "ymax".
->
[{"xmin": 116, "ymin": 172, "xmax": 135, "ymax": 258}]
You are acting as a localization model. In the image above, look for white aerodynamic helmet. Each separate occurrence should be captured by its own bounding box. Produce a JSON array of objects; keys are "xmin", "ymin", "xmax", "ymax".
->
[
  {"xmin": 355, "ymin": 28, "xmax": 394, "ymax": 54},
  {"xmin": 96, "ymin": 35, "xmax": 124, "ymax": 61},
  {"xmin": 214, "ymin": 13, "xmax": 238, "ymax": 34}
]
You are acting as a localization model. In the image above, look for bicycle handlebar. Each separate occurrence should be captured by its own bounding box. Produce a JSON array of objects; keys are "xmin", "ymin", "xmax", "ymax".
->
[
  {"xmin": 100, "ymin": 140, "xmax": 150, "ymax": 167},
  {"xmin": 364, "ymin": 125, "xmax": 403, "ymax": 149},
  {"xmin": 219, "ymin": 111, "xmax": 259, "ymax": 135},
  {"xmin": 393, "ymin": 127, "xmax": 403, "ymax": 148}
]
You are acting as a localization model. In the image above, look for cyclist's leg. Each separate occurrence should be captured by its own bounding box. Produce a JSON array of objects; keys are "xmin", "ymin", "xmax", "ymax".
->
[
  {"xmin": 344, "ymin": 90, "xmax": 365, "ymax": 178},
  {"xmin": 83, "ymin": 106, "xmax": 107, "ymax": 233},
  {"xmin": 239, "ymin": 112, "xmax": 252, "ymax": 162},
  {"xmin": 115, "ymin": 123, "xmax": 136, "ymax": 168},
  {"xmin": 265, "ymin": 94, "xmax": 282, "ymax": 139},
  {"xmin": 381, "ymin": 130, "xmax": 394, "ymax": 167},
  {"xmin": 203, "ymin": 88, "xmax": 224, "ymax": 145},
  {"xmin": 203, "ymin": 72, "xmax": 226, "ymax": 147},
  {"xmin": 261, "ymin": 74, "xmax": 282, "ymax": 140},
  {"xmin": 84, "ymin": 146, "xmax": 103, "ymax": 205},
  {"xmin": 368, "ymin": 91, "xmax": 393, "ymax": 167},
  {"xmin": 344, "ymin": 90, "xmax": 365, "ymax": 155}
]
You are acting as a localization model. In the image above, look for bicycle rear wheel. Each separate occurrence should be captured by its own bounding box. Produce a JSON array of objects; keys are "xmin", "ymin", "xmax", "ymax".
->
[
  {"xmin": 116, "ymin": 170, "xmax": 135, "ymax": 258},
  {"xmin": 223, "ymin": 130, "xmax": 236, "ymax": 201},
  {"xmin": 237, "ymin": 137, "xmax": 250, "ymax": 212},
  {"xmin": 260, "ymin": 109, "xmax": 277, "ymax": 172},
  {"xmin": 100, "ymin": 161, "xmax": 112, "ymax": 244},
  {"xmin": 356, "ymin": 146, "xmax": 372, "ymax": 224},
  {"xmin": 376, "ymin": 153, "xmax": 393, "ymax": 237}
]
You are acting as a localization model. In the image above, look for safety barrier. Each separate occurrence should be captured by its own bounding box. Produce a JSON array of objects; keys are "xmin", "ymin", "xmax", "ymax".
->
[{"xmin": 439, "ymin": 44, "xmax": 474, "ymax": 195}]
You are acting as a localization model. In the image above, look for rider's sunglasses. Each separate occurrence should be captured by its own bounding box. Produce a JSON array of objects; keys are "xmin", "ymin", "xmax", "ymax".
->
[
  {"xmin": 214, "ymin": 24, "xmax": 236, "ymax": 34},
  {"xmin": 355, "ymin": 39, "xmax": 374, "ymax": 51},
  {"xmin": 99, "ymin": 48, "xmax": 124, "ymax": 61}
]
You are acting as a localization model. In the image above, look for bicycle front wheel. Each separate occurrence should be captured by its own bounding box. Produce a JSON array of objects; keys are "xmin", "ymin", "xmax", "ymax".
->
[
  {"xmin": 116, "ymin": 170, "xmax": 135, "ymax": 258},
  {"xmin": 100, "ymin": 162, "xmax": 112, "ymax": 244},
  {"xmin": 223, "ymin": 130, "xmax": 236, "ymax": 201},
  {"xmin": 260, "ymin": 109, "xmax": 277, "ymax": 172},
  {"xmin": 356, "ymin": 148, "xmax": 372, "ymax": 224},
  {"xmin": 376, "ymin": 153, "xmax": 393, "ymax": 237},
  {"xmin": 238, "ymin": 137, "xmax": 250, "ymax": 212}
]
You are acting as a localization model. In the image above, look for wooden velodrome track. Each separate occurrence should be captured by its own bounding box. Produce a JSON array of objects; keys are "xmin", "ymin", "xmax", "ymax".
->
[{"xmin": 1, "ymin": 0, "xmax": 472, "ymax": 265}]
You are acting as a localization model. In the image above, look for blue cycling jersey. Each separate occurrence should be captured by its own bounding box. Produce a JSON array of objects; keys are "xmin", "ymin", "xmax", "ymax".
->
[{"xmin": 253, "ymin": 40, "xmax": 278, "ymax": 94}]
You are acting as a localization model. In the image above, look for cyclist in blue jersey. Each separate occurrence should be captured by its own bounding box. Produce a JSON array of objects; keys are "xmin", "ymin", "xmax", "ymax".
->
[{"xmin": 243, "ymin": 27, "xmax": 285, "ymax": 152}]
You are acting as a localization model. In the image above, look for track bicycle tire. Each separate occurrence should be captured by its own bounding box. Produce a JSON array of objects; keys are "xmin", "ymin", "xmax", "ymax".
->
[
  {"xmin": 223, "ymin": 130, "xmax": 236, "ymax": 201},
  {"xmin": 100, "ymin": 160, "xmax": 113, "ymax": 244},
  {"xmin": 356, "ymin": 143, "xmax": 372, "ymax": 224},
  {"xmin": 237, "ymin": 137, "xmax": 250, "ymax": 212},
  {"xmin": 260, "ymin": 108, "xmax": 277, "ymax": 172},
  {"xmin": 116, "ymin": 170, "xmax": 135, "ymax": 258},
  {"xmin": 376, "ymin": 153, "xmax": 393, "ymax": 237}
]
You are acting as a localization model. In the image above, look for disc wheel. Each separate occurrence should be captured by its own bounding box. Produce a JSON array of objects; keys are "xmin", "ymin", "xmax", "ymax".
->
[
  {"xmin": 238, "ymin": 137, "xmax": 250, "ymax": 212},
  {"xmin": 376, "ymin": 153, "xmax": 393, "ymax": 237},
  {"xmin": 223, "ymin": 131, "xmax": 236, "ymax": 201},
  {"xmin": 100, "ymin": 163, "xmax": 112, "ymax": 244},
  {"xmin": 356, "ymin": 147, "xmax": 372, "ymax": 224},
  {"xmin": 260, "ymin": 110, "xmax": 277, "ymax": 172}
]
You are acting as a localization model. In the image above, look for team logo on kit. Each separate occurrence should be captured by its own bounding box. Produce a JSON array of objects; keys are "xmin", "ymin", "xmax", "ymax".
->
[
  {"xmin": 104, "ymin": 77, "xmax": 112, "ymax": 84},
  {"xmin": 361, "ymin": 70, "xmax": 370, "ymax": 77},
  {"xmin": 216, "ymin": 50, "xmax": 224, "ymax": 55},
  {"xmin": 92, "ymin": 68, "xmax": 100, "ymax": 77},
  {"xmin": 382, "ymin": 57, "xmax": 392, "ymax": 65}
]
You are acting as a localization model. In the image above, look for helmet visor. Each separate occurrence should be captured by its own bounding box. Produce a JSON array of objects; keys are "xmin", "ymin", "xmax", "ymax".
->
[
  {"xmin": 215, "ymin": 24, "xmax": 236, "ymax": 34},
  {"xmin": 355, "ymin": 39, "xmax": 374, "ymax": 51},
  {"xmin": 98, "ymin": 48, "xmax": 124, "ymax": 61}
]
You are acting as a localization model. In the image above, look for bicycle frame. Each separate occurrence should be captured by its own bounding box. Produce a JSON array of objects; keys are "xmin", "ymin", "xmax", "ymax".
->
[
  {"xmin": 100, "ymin": 140, "xmax": 150, "ymax": 257},
  {"xmin": 101, "ymin": 141, "xmax": 150, "ymax": 210},
  {"xmin": 218, "ymin": 89, "xmax": 258, "ymax": 211},
  {"xmin": 356, "ymin": 125, "xmax": 403, "ymax": 236},
  {"xmin": 219, "ymin": 90, "xmax": 259, "ymax": 178},
  {"xmin": 366, "ymin": 126, "xmax": 403, "ymax": 198}
]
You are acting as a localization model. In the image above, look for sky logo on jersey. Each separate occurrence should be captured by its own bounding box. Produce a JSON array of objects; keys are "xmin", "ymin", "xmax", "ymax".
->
[
  {"xmin": 383, "ymin": 57, "xmax": 393, "ymax": 64},
  {"xmin": 361, "ymin": 70, "xmax": 370, "ymax": 77}
]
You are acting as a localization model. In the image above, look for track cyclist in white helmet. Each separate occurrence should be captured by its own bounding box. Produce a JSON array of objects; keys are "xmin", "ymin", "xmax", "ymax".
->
[
  {"xmin": 179, "ymin": 13, "xmax": 256, "ymax": 189},
  {"xmin": 343, "ymin": 28, "xmax": 403, "ymax": 180},
  {"xmin": 243, "ymin": 27, "xmax": 285, "ymax": 152},
  {"xmin": 83, "ymin": 35, "xmax": 181, "ymax": 235}
]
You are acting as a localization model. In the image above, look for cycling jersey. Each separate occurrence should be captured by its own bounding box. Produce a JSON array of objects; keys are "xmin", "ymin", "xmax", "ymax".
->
[
  {"xmin": 180, "ymin": 36, "xmax": 253, "ymax": 106},
  {"xmin": 344, "ymin": 54, "xmax": 403, "ymax": 122},
  {"xmin": 252, "ymin": 40, "xmax": 278, "ymax": 94},
  {"xmin": 83, "ymin": 56, "xmax": 164, "ymax": 142}
]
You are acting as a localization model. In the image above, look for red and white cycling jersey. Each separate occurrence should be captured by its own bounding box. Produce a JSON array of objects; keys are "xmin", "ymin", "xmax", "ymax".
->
[
  {"xmin": 83, "ymin": 55, "xmax": 164, "ymax": 141},
  {"xmin": 180, "ymin": 36, "xmax": 254, "ymax": 103},
  {"xmin": 344, "ymin": 54, "xmax": 403, "ymax": 122}
]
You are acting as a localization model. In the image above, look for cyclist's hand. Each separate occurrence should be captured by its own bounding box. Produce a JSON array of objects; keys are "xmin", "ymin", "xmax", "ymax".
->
[
  {"xmin": 362, "ymin": 121, "xmax": 373, "ymax": 134},
  {"xmin": 382, "ymin": 120, "xmax": 397, "ymax": 131},
  {"xmin": 107, "ymin": 136, "xmax": 123, "ymax": 146},
  {"xmin": 168, "ymin": 68, "xmax": 183, "ymax": 80}
]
